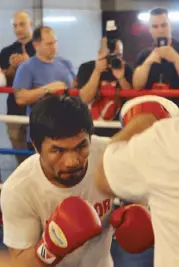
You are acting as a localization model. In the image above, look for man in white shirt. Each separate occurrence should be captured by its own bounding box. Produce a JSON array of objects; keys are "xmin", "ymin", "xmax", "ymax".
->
[
  {"xmin": 0, "ymin": 95, "xmax": 115, "ymax": 267},
  {"xmin": 95, "ymin": 95, "xmax": 179, "ymax": 267}
]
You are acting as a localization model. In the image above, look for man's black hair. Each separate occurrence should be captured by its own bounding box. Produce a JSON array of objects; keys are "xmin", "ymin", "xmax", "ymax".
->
[
  {"xmin": 150, "ymin": 8, "xmax": 168, "ymax": 17},
  {"xmin": 30, "ymin": 95, "xmax": 94, "ymax": 151}
]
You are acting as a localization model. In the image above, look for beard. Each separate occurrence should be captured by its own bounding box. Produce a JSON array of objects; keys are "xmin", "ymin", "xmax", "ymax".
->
[{"xmin": 55, "ymin": 163, "xmax": 88, "ymax": 187}]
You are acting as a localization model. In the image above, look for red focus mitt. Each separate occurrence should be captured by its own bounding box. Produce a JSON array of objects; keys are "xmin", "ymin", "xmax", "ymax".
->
[
  {"xmin": 110, "ymin": 204, "xmax": 154, "ymax": 253},
  {"xmin": 120, "ymin": 95, "xmax": 179, "ymax": 126}
]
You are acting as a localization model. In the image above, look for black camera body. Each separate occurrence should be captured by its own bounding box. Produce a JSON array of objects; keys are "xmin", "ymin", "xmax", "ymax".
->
[{"xmin": 106, "ymin": 20, "xmax": 122, "ymax": 69}]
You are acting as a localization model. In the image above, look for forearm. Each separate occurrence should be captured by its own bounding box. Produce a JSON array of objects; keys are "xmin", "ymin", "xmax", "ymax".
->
[
  {"xmin": 79, "ymin": 69, "xmax": 101, "ymax": 103},
  {"xmin": 2, "ymin": 65, "xmax": 16, "ymax": 78},
  {"xmin": 9, "ymin": 247, "xmax": 55, "ymax": 267},
  {"xmin": 119, "ymin": 77, "xmax": 132, "ymax": 89},
  {"xmin": 111, "ymin": 113, "xmax": 157, "ymax": 143},
  {"xmin": 15, "ymin": 86, "xmax": 47, "ymax": 106},
  {"xmin": 133, "ymin": 63, "xmax": 151, "ymax": 89}
]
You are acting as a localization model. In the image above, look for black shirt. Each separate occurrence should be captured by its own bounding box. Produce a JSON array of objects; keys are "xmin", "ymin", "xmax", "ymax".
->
[
  {"xmin": 0, "ymin": 41, "xmax": 35, "ymax": 115},
  {"xmin": 77, "ymin": 60, "xmax": 133, "ymax": 89},
  {"xmin": 135, "ymin": 39, "xmax": 179, "ymax": 105},
  {"xmin": 77, "ymin": 60, "xmax": 133, "ymax": 137}
]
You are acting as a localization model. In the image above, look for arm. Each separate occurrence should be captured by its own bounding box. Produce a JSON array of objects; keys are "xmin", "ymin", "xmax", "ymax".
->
[
  {"xmin": 95, "ymin": 113, "xmax": 157, "ymax": 197},
  {"xmin": 132, "ymin": 62, "xmax": 152, "ymax": 90},
  {"xmin": 15, "ymin": 87, "xmax": 49, "ymax": 106},
  {"xmin": 133, "ymin": 49, "xmax": 161, "ymax": 89},
  {"xmin": 78, "ymin": 58, "xmax": 107, "ymax": 104},
  {"xmin": 0, "ymin": 188, "xmax": 48, "ymax": 267},
  {"xmin": 13, "ymin": 63, "xmax": 67, "ymax": 106},
  {"xmin": 112, "ymin": 62, "xmax": 133, "ymax": 90},
  {"xmin": 13, "ymin": 63, "xmax": 45, "ymax": 106},
  {"xmin": 8, "ymin": 247, "xmax": 51, "ymax": 267},
  {"xmin": 0, "ymin": 49, "xmax": 16, "ymax": 79},
  {"xmin": 79, "ymin": 68, "xmax": 101, "ymax": 103},
  {"xmin": 157, "ymin": 46, "xmax": 179, "ymax": 75}
]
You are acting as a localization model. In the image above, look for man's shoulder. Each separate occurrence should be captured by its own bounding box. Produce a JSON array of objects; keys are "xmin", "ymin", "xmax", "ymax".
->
[
  {"xmin": 79, "ymin": 60, "xmax": 95, "ymax": 70},
  {"xmin": 135, "ymin": 47, "xmax": 153, "ymax": 66},
  {"xmin": 90, "ymin": 135, "xmax": 110, "ymax": 155},
  {"xmin": 0, "ymin": 42, "xmax": 18, "ymax": 54},
  {"xmin": 172, "ymin": 39, "xmax": 179, "ymax": 52},
  {"xmin": 17, "ymin": 56, "xmax": 36, "ymax": 71},
  {"xmin": 2, "ymin": 154, "xmax": 40, "ymax": 194}
]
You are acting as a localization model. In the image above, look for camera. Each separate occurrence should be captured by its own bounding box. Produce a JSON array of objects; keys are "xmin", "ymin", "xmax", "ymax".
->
[
  {"xmin": 156, "ymin": 37, "xmax": 168, "ymax": 47},
  {"xmin": 105, "ymin": 20, "xmax": 122, "ymax": 69}
]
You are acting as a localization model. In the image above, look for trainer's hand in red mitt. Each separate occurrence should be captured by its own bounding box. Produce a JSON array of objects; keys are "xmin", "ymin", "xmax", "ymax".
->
[{"xmin": 110, "ymin": 204, "xmax": 154, "ymax": 253}]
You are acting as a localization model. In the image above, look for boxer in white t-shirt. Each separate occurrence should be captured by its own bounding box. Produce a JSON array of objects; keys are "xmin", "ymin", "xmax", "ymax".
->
[
  {"xmin": 1, "ymin": 95, "xmax": 114, "ymax": 267},
  {"xmin": 95, "ymin": 95, "xmax": 179, "ymax": 267}
]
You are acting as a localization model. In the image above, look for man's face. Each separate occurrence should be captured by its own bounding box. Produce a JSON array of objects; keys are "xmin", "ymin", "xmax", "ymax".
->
[
  {"xmin": 35, "ymin": 30, "xmax": 57, "ymax": 60},
  {"xmin": 13, "ymin": 14, "xmax": 32, "ymax": 42},
  {"xmin": 150, "ymin": 14, "xmax": 171, "ymax": 41},
  {"xmin": 39, "ymin": 132, "xmax": 90, "ymax": 187}
]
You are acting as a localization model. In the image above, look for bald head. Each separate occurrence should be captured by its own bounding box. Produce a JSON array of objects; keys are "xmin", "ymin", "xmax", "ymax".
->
[{"xmin": 13, "ymin": 10, "xmax": 32, "ymax": 42}]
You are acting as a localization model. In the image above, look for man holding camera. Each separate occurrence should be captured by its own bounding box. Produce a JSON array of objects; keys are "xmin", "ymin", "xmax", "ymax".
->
[
  {"xmin": 133, "ymin": 8, "xmax": 179, "ymax": 99},
  {"xmin": 77, "ymin": 36, "xmax": 132, "ymax": 136}
]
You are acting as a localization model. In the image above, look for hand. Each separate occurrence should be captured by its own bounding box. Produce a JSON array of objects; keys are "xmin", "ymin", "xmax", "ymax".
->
[
  {"xmin": 144, "ymin": 49, "xmax": 161, "ymax": 65},
  {"xmin": 36, "ymin": 197, "xmax": 102, "ymax": 265},
  {"xmin": 110, "ymin": 204, "xmax": 154, "ymax": 254},
  {"xmin": 19, "ymin": 44, "xmax": 30, "ymax": 63},
  {"xmin": 19, "ymin": 53, "xmax": 29, "ymax": 63},
  {"xmin": 46, "ymin": 81, "xmax": 68, "ymax": 94},
  {"xmin": 9, "ymin": 54, "xmax": 22, "ymax": 67},
  {"xmin": 95, "ymin": 53, "xmax": 108, "ymax": 74},
  {"xmin": 112, "ymin": 61, "xmax": 126, "ymax": 81},
  {"xmin": 157, "ymin": 46, "xmax": 179, "ymax": 63}
]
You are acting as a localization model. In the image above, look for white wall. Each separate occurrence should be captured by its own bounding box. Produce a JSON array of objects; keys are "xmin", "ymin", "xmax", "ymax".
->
[
  {"xmin": 43, "ymin": 8, "xmax": 102, "ymax": 72},
  {"xmin": 43, "ymin": 0, "xmax": 102, "ymax": 72},
  {"xmin": 115, "ymin": 0, "xmax": 179, "ymax": 11},
  {"xmin": 0, "ymin": 0, "xmax": 102, "ymax": 179},
  {"xmin": 44, "ymin": 0, "xmax": 100, "ymax": 10}
]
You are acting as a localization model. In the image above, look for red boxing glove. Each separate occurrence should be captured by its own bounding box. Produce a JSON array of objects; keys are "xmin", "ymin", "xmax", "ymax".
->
[
  {"xmin": 120, "ymin": 95, "xmax": 179, "ymax": 126},
  {"xmin": 36, "ymin": 197, "xmax": 102, "ymax": 265},
  {"xmin": 110, "ymin": 204, "xmax": 154, "ymax": 254}
]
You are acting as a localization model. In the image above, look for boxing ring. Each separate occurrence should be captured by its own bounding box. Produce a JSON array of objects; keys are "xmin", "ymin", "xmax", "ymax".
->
[
  {"xmin": 0, "ymin": 87, "xmax": 179, "ymax": 267},
  {"xmin": 0, "ymin": 86, "xmax": 179, "ymax": 188}
]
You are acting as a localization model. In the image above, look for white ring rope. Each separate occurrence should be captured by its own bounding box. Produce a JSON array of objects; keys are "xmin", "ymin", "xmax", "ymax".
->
[
  {"xmin": 0, "ymin": 115, "xmax": 122, "ymax": 128},
  {"xmin": 0, "ymin": 115, "xmax": 122, "ymax": 191}
]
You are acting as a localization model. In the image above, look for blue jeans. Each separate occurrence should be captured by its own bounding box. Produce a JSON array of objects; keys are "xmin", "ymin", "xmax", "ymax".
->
[{"xmin": 111, "ymin": 239, "xmax": 154, "ymax": 267}]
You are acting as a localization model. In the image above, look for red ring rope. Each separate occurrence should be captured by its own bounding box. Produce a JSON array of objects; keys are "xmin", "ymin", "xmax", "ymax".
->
[{"xmin": 1, "ymin": 86, "xmax": 179, "ymax": 98}]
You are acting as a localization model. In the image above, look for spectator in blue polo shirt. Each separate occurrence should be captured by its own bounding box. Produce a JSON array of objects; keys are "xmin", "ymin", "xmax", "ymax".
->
[{"xmin": 13, "ymin": 26, "xmax": 73, "ymax": 149}]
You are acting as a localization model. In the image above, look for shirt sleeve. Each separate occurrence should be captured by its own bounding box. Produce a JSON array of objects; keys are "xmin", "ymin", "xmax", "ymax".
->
[
  {"xmin": 0, "ymin": 48, "xmax": 10, "ymax": 69},
  {"xmin": 124, "ymin": 63, "xmax": 133, "ymax": 84},
  {"xmin": 1, "ymin": 187, "xmax": 41, "ymax": 249},
  {"xmin": 77, "ymin": 62, "xmax": 95, "ymax": 89},
  {"xmin": 135, "ymin": 49, "xmax": 149, "ymax": 67},
  {"xmin": 103, "ymin": 140, "xmax": 148, "ymax": 202},
  {"xmin": 13, "ymin": 62, "xmax": 33, "ymax": 90}
]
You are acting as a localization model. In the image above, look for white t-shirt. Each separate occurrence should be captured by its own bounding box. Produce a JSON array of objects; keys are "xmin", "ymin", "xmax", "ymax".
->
[
  {"xmin": 103, "ymin": 117, "xmax": 179, "ymax": 267},
  {"xmin": 1, "ymin": 135, "xmax": 114, "ymax": 267}
]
